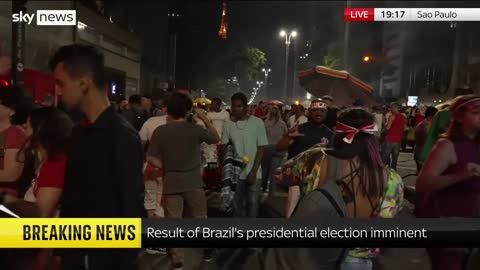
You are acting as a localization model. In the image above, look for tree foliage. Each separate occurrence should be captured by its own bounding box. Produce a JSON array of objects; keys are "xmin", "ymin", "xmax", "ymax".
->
[{"xmin": 207, "ymin": 46, "xmax": 267, "ymax": 99}]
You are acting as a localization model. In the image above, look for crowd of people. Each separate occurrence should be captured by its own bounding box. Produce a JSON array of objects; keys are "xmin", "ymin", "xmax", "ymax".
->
[{"xmin": 0, "ymin": 43, "xmax": 478, "ymax": 270}]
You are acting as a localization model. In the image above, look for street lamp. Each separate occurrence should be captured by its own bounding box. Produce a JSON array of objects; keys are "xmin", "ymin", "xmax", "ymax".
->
[
  {"xmin": 279, "ymin": 29, "xmax": 298, "ymax": 102},
  {"xmin": 261, "ymin": 68, "xmax": 271, "ymax": 100},
  {"xmin": 363, "ymin": 56, "xmax": 371, "ymax": 62}
]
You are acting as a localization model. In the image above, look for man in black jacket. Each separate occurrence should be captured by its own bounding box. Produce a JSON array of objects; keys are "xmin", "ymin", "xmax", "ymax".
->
[{"xmin": 49, "ymin": 44, "xmax": 145, "ymax": 270}]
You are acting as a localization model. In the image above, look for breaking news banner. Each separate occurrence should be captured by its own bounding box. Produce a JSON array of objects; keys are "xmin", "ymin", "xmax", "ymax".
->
[
  {"xmin": 0, "ymin": 218, "xmax": 141, "ymax": 248},
  {"xmin": 1, "ymin": 218, "xmax": 480, "ymax": 248}
]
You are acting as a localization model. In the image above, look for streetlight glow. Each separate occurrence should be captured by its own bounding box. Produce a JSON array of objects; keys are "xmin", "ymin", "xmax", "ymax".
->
[
  {"xmin": 363, "ymin": 56, "xmax": 371, "ymax": 62},
  {"xmin": 279, "ymin": 30, "xmax": 286, "ymax": 37},
  {"xmin": 291, "ymin": 31, "xmax": 297, "ymax": 37},
  {"xmin": 268, "ymin": 68, "xmax": 271, "ymax": 72},
  {"xmin": 262, "ymin": 68, "xmax": 265, "ymax": 72}
]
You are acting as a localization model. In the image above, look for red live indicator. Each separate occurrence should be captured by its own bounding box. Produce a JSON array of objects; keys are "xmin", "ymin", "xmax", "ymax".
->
[{"xmin": 344, "ymin": 8, "xmax": 375, "ymax": 22}]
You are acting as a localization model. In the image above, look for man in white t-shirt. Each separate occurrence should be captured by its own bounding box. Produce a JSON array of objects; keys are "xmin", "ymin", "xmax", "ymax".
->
[
  {"xmin": 288, "ymin": 105, "xmax": 308, "ymax": 128},
  {"xmin": 207, "ymin": 98, "xmax": 230, "ymax": 138},
  {"xmin": 202, "ymin": 98, "xmax": 230, "ymax": 176},
  {"xmin": 139, "ymin": 115, "xmax": 168, "ymax": 255},
  {"xmin": 139, "ymin": 115, "xmax": 168, "ymax": 144}
]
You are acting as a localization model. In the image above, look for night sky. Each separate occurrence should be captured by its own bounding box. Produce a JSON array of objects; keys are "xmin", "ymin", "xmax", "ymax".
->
[
  {"xmin": 104, "ymin": 0, "xmax": 480, "ymax": 100},
  {"xmin": 175, "ymin": 1, "xmax": 349, "ymax": 99}
]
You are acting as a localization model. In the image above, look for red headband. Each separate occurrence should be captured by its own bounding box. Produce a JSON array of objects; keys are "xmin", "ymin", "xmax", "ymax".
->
[{"xmin": 335, "ymin": 122, "xmax": 377, "ymax": 144}]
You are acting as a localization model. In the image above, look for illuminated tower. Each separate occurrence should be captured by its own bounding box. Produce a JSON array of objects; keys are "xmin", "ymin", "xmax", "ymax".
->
[{"xmin": 218, "ymin": 1, "xmax": 228, "ymax": 39}]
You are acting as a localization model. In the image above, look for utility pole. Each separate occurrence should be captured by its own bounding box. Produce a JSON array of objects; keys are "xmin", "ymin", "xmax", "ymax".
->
[
  {"xmin": 283, "ymin": 41, "xmax": 290, "ymax": 102},
  {"xmin": 280, "ymin": 30, "xmax": 297, "ymax": 102},
  {"xmin": 12, "ymin": 0, "xmax": 27, "ymax": 89},
  {"xmin": 262, "ymin": 68, "xmax": 271, "ymax": 101},
  {"xmin": 167, "ymin": 10, "xmax": 180, "ymax": 91},
  {"xmin": 343, "ymin": 0, "xmax": 351, "ymax": 71}
]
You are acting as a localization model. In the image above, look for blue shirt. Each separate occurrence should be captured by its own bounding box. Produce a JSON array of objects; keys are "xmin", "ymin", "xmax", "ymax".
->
[{"xmin": 288, "ymin": 122, "xmax": 333, "ymax": 159}]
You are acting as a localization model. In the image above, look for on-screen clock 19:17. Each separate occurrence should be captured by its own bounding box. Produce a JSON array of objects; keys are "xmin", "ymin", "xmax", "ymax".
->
[{"xmin": 381, "ymin": 10, "xmax": 406, "ymax": 19}]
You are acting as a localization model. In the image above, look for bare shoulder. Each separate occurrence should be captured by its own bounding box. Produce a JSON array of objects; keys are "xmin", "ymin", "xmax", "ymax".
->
[
  {"xmin": 435, "ymin": 138, "xmax": 454, "ymax": 150},
  {"xmin": 432, "ymin": 138, "xmax": 456, "ymax": 162}
]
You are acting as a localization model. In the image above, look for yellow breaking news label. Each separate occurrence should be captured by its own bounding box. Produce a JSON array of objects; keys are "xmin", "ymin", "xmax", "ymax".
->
[{"xmin": 0, "ymin": 218, "xmax": 142, "ymax": 248}]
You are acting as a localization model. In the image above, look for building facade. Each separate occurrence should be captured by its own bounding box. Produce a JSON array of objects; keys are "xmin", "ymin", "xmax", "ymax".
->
[{"xmin": 0, "ymin": 0, "xmax": 142, "ymax": 101}]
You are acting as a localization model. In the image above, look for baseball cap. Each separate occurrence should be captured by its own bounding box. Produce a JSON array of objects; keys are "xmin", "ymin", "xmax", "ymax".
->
[{"xmin": 309, "ymin": 99, "xmax": 327, "ymax": 110}]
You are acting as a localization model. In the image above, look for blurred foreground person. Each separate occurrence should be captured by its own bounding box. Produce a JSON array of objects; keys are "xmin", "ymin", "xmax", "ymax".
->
[
  {"xmin": 274, "ymin": 108, "xmax": 403, "ymax": 270},
  {"xmin": 417, "ymin": 86, "xmax": 473, "ymax": 166},
  {"xmin": 50, "ymin": 44, "xmax": 145, "ymax": 270},
  {"xmin": 416, "ymin": 95, "xmax": 480, "ymax": 270}
]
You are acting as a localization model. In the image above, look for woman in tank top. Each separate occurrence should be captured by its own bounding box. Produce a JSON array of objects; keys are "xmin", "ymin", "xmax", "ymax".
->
[
  {"xmin": 416, "ymin": 95, "xmax": 480, "ymax": 270},
  {"xmin": 276, "ymin": 108, "xmax": 404, "ymax": 270}
]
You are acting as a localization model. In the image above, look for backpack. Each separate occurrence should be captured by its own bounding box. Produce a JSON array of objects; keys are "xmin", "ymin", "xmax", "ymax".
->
[
  {"xmin": 290, "ymin": 156, "xmax": 347, "ymax": 270},
  {"xmin": 236, "ymin": 156, "xmax": 347, "ymax": 270}
]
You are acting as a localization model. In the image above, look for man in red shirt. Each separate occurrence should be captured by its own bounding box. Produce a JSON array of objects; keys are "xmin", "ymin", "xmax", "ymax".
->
[{"xmin": 382, "ymin": 103, "xmax": 406, "ymax": 170}]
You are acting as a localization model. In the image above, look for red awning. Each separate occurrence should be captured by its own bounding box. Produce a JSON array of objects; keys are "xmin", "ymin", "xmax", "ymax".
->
[{"xmin": 0, "ymin": 68, "xmax": 55, "ymax": 103}]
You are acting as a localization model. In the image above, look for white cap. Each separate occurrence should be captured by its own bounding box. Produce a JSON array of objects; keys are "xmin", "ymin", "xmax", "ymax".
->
[{"xmin": 309, "ymin": 100, "xmax": 327, "ymax": 110}]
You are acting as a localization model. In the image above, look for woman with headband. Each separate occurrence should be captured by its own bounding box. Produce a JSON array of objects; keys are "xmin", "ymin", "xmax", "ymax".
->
[
  {"xmin": 276, "ymin": 108, "xmax": 404, "ymax": 270},
  {"xmin": 416, "ymin": 95, "xmax": 480, "ymax": 270}
]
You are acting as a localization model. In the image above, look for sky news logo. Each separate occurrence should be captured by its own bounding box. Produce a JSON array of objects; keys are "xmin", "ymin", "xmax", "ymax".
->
[{"xmin": 12, "ymin": 10, "xmax": 76, "ymax": 25}]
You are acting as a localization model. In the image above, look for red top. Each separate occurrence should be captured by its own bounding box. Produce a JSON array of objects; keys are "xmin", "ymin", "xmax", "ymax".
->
[
  {"xmin": 415, "ymin": 112, "xmax": 426, "ymax": 127},
  {"xmin": 385, "ymin": 113, "xmax": 406, "ymax": 143},
  {"xmin": 144, "ymin": 163, "xmax": 163, "ymax": 182},
  {"xmin": 254, "ymin": 108, "xmax": 265, "ymax": 118},
  {"xmin": 33, "ymin": 155, "xmax": 67, "ymax": 197},
  {"xmin": 0, "ymin": 126, "xmax": 27, "ymax": 196}
]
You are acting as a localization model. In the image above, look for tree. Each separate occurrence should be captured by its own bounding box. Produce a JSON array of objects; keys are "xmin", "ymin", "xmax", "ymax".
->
[
  {"xmin": 206, "ymin": 45, "xmax": 267, "ymax": 99},
  {"xmin": 219, "ymin": 46, "xmax": 267, "ymax": 88}
]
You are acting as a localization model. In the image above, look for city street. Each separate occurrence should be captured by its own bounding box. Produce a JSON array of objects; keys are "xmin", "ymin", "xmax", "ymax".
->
[{"xmin": 139, "ymin": 152, "xmax": 431, "ymax": 270}]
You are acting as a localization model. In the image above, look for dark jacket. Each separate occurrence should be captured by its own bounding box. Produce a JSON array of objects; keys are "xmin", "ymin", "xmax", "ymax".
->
[{"xmin": 60, "ymin": 107, "xmax": 145, "ymax": 270}]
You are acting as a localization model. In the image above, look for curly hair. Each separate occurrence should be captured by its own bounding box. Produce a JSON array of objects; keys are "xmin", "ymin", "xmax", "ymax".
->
[{"xmin": 21, "ymin": 107, "xmax": 73, "ymax": 161}]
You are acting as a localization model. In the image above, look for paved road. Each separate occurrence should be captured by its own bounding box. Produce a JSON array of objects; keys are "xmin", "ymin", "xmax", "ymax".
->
[{"xmin": 140, "ymin": 152, "xmax": 431, "ymax": 270}]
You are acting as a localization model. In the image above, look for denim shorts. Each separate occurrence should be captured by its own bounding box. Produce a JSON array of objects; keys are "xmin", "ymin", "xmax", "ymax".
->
[{"xmin": 340, "ymin": 256, "xmax": 373, "ymax": 270}]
